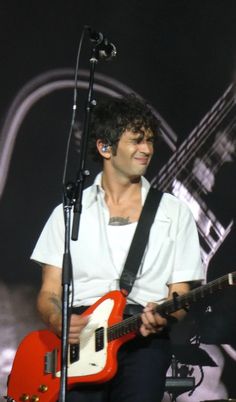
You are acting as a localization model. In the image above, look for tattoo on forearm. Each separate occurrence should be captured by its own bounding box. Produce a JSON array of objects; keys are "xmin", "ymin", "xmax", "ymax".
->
[{"xmin": 49, "ymin": 293, "xmax": 62, "ymax": 312}]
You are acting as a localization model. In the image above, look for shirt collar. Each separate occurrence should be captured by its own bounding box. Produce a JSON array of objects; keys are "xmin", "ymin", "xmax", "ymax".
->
[{"xmin": 83, "ymin": 172, "xmax": 150, "ymax": 208}]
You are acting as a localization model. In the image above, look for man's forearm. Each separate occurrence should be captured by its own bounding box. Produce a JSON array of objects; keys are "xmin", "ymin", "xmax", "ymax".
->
[{"xmin": 37, "ymin": 290, "xmax": 62, "ymax": 335}]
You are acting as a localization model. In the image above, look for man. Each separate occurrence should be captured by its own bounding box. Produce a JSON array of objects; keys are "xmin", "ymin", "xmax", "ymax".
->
[{"xmin": 31, "ymin": 94, "xmax": 203, "ymax": 401}]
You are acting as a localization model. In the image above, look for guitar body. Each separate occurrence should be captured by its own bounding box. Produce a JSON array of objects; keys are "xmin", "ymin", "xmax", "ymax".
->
[
  {"xmin": 7, "ymin": 290, "xmax": 136, "ymax": 402},
  {"xmin": 7, "ymin": 272, "xmax": 236, "ymax": 401}
]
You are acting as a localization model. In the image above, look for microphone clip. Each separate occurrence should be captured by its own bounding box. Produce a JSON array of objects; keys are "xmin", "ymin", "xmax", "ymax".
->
[{"xmin": 86, "ymin": 26, "xmax": 117, "ymax": 61}]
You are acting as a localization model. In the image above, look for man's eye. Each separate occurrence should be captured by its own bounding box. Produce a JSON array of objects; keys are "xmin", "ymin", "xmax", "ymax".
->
[{"xmin": 130, "ymin": 136, "xmax": 154, "ymax": 144}]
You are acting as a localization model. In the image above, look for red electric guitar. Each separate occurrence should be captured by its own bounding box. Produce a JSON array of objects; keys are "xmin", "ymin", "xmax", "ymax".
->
[{"xmin": 6, "ymin": 272, "xmax": 236, "ymax": 402}]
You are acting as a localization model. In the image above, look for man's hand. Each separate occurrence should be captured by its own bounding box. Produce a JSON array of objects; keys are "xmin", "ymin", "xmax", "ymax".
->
[
  {"xmin": 68, "ymin": 314, "xmax": 90, "ymax": 344},
  {"xmin": 140, "ymin": 302, "xmax": 167, "ymax": 337},
  {"xmin": 48, "ymin": 312, "xmax": 89, "ymax": 344}
]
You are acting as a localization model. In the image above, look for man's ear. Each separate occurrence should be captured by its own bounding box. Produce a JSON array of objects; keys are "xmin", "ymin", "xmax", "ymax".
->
[{"xmin": 96, "ymin": 139, "xmax": 111, "ymax": 159}]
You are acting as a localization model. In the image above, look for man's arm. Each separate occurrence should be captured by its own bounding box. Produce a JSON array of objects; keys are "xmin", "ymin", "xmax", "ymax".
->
[
  {"xmin": 167, "ymin": 281, "xmax": 190, "ymax": 321},
  {"xmin": 140, "ymin": 281, "xmax": 190, "ymax": 337},
  {"xmin": 37, "ymin": 264, "xmax": 89, "ymax": 344}
]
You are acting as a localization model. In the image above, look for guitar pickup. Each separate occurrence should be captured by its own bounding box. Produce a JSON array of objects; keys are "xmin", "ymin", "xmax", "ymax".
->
[
  {"xmin": 70, "ymin": 344, "xmax": 80, "ymax": 363},
  {"xmin": 44, "ymin": 349, "xmax": 57, "ymax": 375},
  {"xmin": 95, "ymin": 327, "xmax": 104, "ymax": 351}
]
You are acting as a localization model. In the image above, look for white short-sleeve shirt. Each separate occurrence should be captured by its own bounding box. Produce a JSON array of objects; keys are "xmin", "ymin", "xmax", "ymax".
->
[{"xmin": 31, "ymin": 173, "xmax": 204, "ymax": 306}]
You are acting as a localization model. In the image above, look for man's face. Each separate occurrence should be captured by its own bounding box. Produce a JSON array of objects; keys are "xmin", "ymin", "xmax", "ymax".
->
[{"xmin": 109, "ymin": 128, "xmax": 155, "ymax": 180}]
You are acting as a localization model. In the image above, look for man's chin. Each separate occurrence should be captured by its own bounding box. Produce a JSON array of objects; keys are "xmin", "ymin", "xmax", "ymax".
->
[
  {"xmin": 129, "ymin": 168, "xmax": 148, "ymax": 182},
  {"xmin": 138, "ymin": 165, "xmax": 148, "ymax": 176}
]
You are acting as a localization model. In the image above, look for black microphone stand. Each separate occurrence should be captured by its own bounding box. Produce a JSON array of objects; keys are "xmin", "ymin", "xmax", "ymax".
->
[
  {"xmin": 59, "ymin": 45, "xmax": 99, "ymax": 401},
  {"xmin": 71, "ymin": 48, "xmax": 98, "ymax": 241}
]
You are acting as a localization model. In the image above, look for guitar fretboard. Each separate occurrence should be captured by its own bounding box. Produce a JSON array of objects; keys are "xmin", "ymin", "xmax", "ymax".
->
[
  {"xmin": 107, "ymin": 272, "xmax": 236, "ymax": 341},
  {"xmin": 151, "ymin": 83, "xmax": 236, "ymax": 268}
]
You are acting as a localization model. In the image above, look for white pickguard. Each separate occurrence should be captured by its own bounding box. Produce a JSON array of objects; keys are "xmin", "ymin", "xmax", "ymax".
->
[{"xmin": 56, "ymin": 298, "xmax": 114, "ymax": 377}]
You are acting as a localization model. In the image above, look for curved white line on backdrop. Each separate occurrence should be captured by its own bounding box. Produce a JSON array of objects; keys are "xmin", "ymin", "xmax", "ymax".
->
[{"xmin": 0, "ymin": 68, "xmax": 177, "ymax": 198}]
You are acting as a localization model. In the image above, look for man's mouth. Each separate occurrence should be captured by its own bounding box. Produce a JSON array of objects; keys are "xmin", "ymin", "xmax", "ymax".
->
[{"xmin": 134, "ymin": 156, "xmax": 149, "ymax": 165}]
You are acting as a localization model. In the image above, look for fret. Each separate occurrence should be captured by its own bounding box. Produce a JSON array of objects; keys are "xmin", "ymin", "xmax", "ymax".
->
[
  {"xmin": 151, "ymin": 83, "xmax": 236, "ymax": 268},
  {"xmin": 107, "ymin": 316, "xmax": 141, "ymax": 341},
  {"xmin": 106, "ymin": 272, "xmax": 236, "ymax": 343}
]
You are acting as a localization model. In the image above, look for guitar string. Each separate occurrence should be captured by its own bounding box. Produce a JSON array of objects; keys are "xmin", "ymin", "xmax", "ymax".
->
[
  {"xmin": 177, "ymin": 114, "xmax": 236, "ymax": 192},
  {"xmin": 154, "ymin": 101, "xmax": 234, "ymax": 230},
  {"xmin": 157, "ymin": 84, "xmax": 234, "ymax": 189},
  {"xmin": 158, "ymin": 97, "xmax": 235, "ymax": 191},
  {"xmin": 155, "ymin": 98, "xmax": 230, "ymax": 189},
  {"xmin": 103, "ymin": 272, "xmax": 236, "ymax": 339},
  {"xmin": 70, "ymin": 88, "xmax": 236, "ymax": 361},
  {"xmin": 158, "ymin": 95, "xmax": 235, "ymax": 192},
  {"xmin": 180, "ymin": 115, "xmax": 236, "ymax": 193},
  {"xmin": 155, "ymin": 85, "xmax": 235, "ymax": 191},
  {"xmin": 70, "ymin": 274, "xmax": 236, "ymax": 363}
]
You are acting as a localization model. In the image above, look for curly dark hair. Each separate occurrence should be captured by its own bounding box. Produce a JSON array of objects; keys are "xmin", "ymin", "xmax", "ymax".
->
[{"xmin": 89, "ymin": 94, "xmax": 160, "ymax": 161}]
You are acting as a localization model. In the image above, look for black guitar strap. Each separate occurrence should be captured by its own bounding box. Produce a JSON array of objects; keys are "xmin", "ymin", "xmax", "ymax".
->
[{"xmin": 119, "ymin": 186, "xmax": 163, "ymax": 296}]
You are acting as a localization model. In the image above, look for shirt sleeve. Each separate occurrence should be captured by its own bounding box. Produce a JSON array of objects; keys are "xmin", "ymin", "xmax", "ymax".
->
[
  {"xmin": 31, "ymin": 204, "xmax": 65, "ymax": 268},
  {"xmin": 167, "ymin": 200, "xmax": 204, "ymax": 284}
]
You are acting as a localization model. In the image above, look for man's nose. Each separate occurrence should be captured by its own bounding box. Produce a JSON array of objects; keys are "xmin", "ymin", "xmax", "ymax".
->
[{"xmin": 138, "ymin": 140, "xmax": 153, "ymax": 154}]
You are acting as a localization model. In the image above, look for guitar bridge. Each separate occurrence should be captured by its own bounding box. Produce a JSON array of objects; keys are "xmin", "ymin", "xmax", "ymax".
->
[{"xmin": 44, "ymin": 349, "xmax": 57, "ymax": 375}]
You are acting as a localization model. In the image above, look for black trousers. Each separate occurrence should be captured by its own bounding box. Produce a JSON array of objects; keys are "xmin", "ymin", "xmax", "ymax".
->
[{"xmin": 65, "ymin": 334, "xmax": 171, "ymax": 402}]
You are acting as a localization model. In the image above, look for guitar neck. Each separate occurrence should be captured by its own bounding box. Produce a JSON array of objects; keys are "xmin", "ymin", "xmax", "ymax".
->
[{"xmin": 108, "ymin": 272, "xmax": 236, "ymax": 341}]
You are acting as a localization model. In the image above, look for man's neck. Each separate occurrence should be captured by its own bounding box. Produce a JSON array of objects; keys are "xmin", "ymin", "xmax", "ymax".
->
[{"xmin": 101, "ymin": 172, "xmax": 142, "ymax": 205}]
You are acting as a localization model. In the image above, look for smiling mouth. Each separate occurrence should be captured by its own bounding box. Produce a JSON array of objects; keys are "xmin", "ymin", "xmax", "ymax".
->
[{"xmin": 134, "ymin": 157, "xmax": 149, "ymax": 165}]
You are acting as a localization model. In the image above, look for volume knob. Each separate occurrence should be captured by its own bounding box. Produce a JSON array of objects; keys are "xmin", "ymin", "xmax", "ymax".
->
[
  {"xmin": 30, "ymin": 396, "xmax": 39, "ymax": 402},
  {"xmin": 38, "ymin": 384, "xmax": 48, "ymax": 393},
  {"xmin": 20, "ymin": 395, "xmax": 30, "ymax": 401}
]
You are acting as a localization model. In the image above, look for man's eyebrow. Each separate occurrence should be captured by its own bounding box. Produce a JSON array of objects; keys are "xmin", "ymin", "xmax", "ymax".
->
[
  {"xmin": 130, "ymin": 131, "xmax": 155, "ymax": 138},
  {"xmin": 131, "ymin": 130, "xmax": 145, "ymax": 137}
]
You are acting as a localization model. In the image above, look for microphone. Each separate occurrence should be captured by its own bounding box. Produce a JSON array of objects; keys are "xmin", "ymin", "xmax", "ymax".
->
[
  {"xmin": 97, "ymin": 38, "xmax": 116, "ymax": 60},
  {"xmin": 86, "ymin": 26, "xmax": 117, "ymax": 60},
  {"xmin": 86, "ymin": 26, "xmax": 104, "ymax": 46}
]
